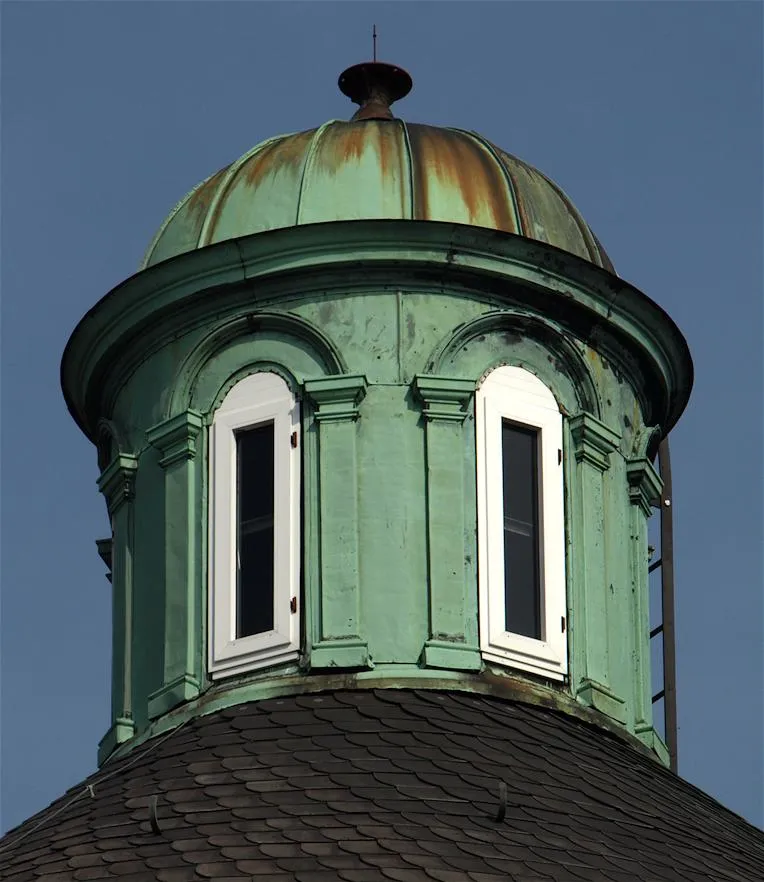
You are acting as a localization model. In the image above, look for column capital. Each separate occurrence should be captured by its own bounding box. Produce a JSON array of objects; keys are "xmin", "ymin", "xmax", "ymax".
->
[
  {"xmin": 147, "ymin": 410, "xmax": 203, "ymax": 468},
  {"xmin": 97, "ymin": 454, "xmax": 138, "ymax": 515},
  {"xmin": 304, "ymin": 375, "xmax": 367, "ymax": 422},
  {"xmin": 413, "ymin": 375, "xmax": 475, "ymax": 422},
  {"xmin": 569, "ymin": 413, "xmax": 620, "ymax": 471},
  {"xmin": 626, "ymin": 457, "xmax": 663, "ymax": 517},
  {"xmin": 96, "ymin": 538, "xmax": 113, "ymax": 583}
]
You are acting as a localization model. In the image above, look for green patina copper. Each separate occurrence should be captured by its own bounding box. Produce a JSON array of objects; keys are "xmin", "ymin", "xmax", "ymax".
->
[
  {"xmin": 141, "ymin": 122, "xmax": 614, "ymax": 273},
  {"xmin": 62, "ymin": 102, "xmax": 692, "ymax": 771}
]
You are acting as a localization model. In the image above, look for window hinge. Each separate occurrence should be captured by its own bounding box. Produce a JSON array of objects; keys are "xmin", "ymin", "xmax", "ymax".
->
[
  {"xmin": 561, "ymin": 616, "xmax": 566, "ymax": 633},
  {"xmin": 290, "ymin": 431, "xmax": 298, "ymax": 448},
  {"xmin": 558, "ymin": 448, "xmax": 562, "ymax": 465},
  {"xmin": 290, "ymin": 596, "xmax": 297, "ymax": 614}
]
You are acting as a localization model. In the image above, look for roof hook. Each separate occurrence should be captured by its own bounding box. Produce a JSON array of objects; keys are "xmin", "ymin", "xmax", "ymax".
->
[
  {"xmin": 494, "ymin": 780, "xmax": 507, "ymax": 823},
  {"xmin": 149, "ymin": 794, "xmax": 162, "ymax": 835}
]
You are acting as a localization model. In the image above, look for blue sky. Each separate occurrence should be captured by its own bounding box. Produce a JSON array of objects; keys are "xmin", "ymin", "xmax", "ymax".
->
[{"xmin": 1, "ymin": 1, "xmax": 762, "ymax": 833}]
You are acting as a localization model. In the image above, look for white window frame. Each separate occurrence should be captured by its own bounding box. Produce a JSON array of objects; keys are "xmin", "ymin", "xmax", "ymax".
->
[
  {"xmin": 208, "ymin": 372, "xmax": 300, "ymax": 678},
  {"xmin": 476, "ymin": 365, "xmax": 567, "ymax": 680}
]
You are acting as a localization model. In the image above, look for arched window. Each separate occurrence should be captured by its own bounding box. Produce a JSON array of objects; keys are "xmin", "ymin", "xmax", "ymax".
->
[
  {"xmin": 475, "ymin": 366, "xmax": 567, "ymax": 679},
  {"xmin": 208, "ymin": 372, "xmax": 300, "ymax": 677}
]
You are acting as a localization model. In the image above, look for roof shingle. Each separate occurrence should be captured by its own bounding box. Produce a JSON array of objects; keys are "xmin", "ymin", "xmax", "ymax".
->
[{"xmin": 1, "ymin": 689, "xmax": 762, "ymax": 881}]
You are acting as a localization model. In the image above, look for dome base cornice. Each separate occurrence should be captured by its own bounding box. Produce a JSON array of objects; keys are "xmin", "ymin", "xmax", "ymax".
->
[{"xmin": 62, "ymin": 220, "xmax": 692, "ymax": 446}]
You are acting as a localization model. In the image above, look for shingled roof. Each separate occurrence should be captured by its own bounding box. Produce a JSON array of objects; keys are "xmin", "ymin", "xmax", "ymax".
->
[{"xmin": 1, "ymin": 689, "xmax": 762, "ymax": 882}]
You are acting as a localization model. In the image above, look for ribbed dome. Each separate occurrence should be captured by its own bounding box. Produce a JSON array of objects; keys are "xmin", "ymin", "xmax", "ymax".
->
[{"xmin": 141, "ymin": 120, "xmax": 615, "ymax": 272}]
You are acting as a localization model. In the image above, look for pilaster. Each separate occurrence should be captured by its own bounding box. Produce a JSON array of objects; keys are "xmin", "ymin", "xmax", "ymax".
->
[
  {"xmin": 414, "ymin": 376, "xmax": 481, "ymax": 671},
  {"xmin": 304, "ymin": 376, "xmax": 371, "ymax": 669},
  {"xmin": 626, "ymin": 457, "xmax": 663, "ymax": 741},
  {"xmin": 97, "ymin": 454, "xmax": 138, "ymax": 758},
  {"xmin": 626, "ymin": 457, "xmax": 663, "ymax": 518},
  {"xmin": 569, "ymin": 413, "xmax": 621, "ymax": 471},
  {"xmin": 146, "ymin": 411, "xmax": 203, "ymax": 718},
  {"xmin": 568, "ymin": 413, "xmax": 626, "ymax": 723}
]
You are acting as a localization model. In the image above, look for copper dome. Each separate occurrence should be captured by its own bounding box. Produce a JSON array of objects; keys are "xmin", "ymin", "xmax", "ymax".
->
[{"xmin": 141, "ymin": 120, "xmax": 614, "ymax": 273}]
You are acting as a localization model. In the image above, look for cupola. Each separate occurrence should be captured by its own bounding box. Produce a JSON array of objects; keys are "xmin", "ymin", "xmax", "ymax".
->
[
  {"xmin": 6, "ymin": 58, "xmax": 759, "ymax": 882},
  {"xmin": 61, "ymin": 59, "xmax": 692, "ymax": 760},
  {"xmin": 140, "ymin": 61, "xmax": 614, "ymax": 273}
]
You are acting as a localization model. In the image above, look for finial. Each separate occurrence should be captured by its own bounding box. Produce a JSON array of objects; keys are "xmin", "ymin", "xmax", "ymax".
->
[
  {"xmin": 338, "ymin": 37, "xmax": 412, "ymax": 122},
  {"xmin": 338, "ymin": 61, "xmax": 412, "ymax": 122}
]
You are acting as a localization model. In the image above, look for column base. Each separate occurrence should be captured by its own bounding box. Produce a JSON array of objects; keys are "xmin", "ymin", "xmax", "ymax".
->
[
  {"xmin": 422, "ymin": 640, "xmax": 482, "ymax": 671},
  {"xmin": 148, "ymin": 674, "xmax": 201, "ymax": 720},
  {"xmin": 576, "ymin": 678, "xmax": 627, "ymax": 724},
  {"xmin": 636, "ymin": 724, "xmax": 671, "ymax": 766},
  {"xmin": 97, "ymin": 716, "xmax": 136, "ymax": 765},
  {"xmin": 310, "ymin": 640, "xmax": 372, "ymax": 670}
]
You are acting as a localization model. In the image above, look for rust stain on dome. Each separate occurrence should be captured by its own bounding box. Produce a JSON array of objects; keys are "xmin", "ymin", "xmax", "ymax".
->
[
  {"xmin": 142, "ymin": 121, "xmax": 613, "ymax": 273},
  {"xmin": 184, "ymin": 167, "xmax": 228, "ymax": 223},
  {"xmin": 494, "ymin": 147, "xmax": 533, "ymax": 236},
  {"xmin": 407, "ymin": 124, "xmax": 518, "ymax": 234},
  {"xmin": 242, "ymin": 129, "xmax": 314, "ymax": 187},
  {"xmin": 374, "ymin": 122, "xmax": 402, "ymax": 179},
  {"xmin": 315, "ymin": 121, "xmax": 402, "ymax": 180},
  {"xmin": 318, "ymin": 122, "xmax": 368, "ymax": 168}
]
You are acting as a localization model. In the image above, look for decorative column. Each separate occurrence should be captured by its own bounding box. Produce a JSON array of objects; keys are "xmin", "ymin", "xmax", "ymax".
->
[
  {"xmin": 414, "ymin": 376, "xmax": 481, "ymax": 671},
  {"xmin": 96, "ymin": 454, "xmax": 138, "ymax": 762},
  {"xmin": 146, "ymin": 411, "xmax": 203, "ymax": 718},
  {"xmin": 626, "ymin": 457, "xmax": 664, "ymax": 749},
  {"xmin": 304, "ymin": 375, "xmax": 370, "ymax": 669},
  {"xmin": 568, "ymin": 413, "xmax": 626, "ymax": 722}
]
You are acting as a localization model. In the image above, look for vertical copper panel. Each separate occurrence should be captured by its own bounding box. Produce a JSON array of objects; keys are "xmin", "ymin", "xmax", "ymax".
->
[
  {"xmin": 207, "ymin": 130, "xmax": 317, "ymax": 243},
  {"xmin": 406, "ymin": 124, "xmax": 518, "ymax": 233},
  {"xmin": 298, "ymin": 121, "xmax": 409, "ymax": 224}
]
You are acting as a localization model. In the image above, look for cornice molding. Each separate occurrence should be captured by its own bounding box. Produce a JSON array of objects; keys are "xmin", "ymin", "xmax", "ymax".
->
[
  {"xmin": 569, "ymin": 413, "xmax": 621, "ymax": 472},
  {"xmin": 61, "ymin": 220, "xmax": 693, "ymax": 445},
  {"xmin": 304, "ymin": 375, "xmax": 368, "ymax": 423},
  {"xmin": 626, "ymin": 457, "xmax": 663, "ymax": 517},
  {"xmin": 413, "ymin": 375, "xmax": 475, "ymax": 422},
  {"xmin": 147, "ymin": 411, "xmax": 204, "ymax": 468},
  {"xmin": 97, "ymin": 454, "xmax": 138, "ymax": 514}
]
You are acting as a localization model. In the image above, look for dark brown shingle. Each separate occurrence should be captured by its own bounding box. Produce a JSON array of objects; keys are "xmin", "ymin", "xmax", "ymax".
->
[{"xmin": 1, "ymin": 689, "xmax": 762, "ymax": 881}]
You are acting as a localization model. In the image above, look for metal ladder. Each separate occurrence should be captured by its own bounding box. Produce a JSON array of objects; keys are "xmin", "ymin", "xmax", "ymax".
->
[{"xmin": 648, "ymin": 437, "xmax": 678, "ymax": 773}]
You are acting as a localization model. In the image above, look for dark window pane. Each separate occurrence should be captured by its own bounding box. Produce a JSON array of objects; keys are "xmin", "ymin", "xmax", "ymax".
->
[
  {"xmin": 236, "ymin": 423, "xmax": 275, "ymax": 638},
  {"xmin": 502, "ymin": 421, "xmax": 541, "ymax": 639}
]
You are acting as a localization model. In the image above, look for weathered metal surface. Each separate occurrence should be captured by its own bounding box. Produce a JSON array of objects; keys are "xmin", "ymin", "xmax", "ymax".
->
[
  {"xmin": 141, "ymin": 121, "xmax": 614, "ymax": 271},
  {"xmin": 63, "ymin": 218, "xmax": 693, "ymax": 761},
  {"xmin": 207, "ymin": 129, "xmax": 315, "ymax": 242},
  {"xmin": 338, "ymin": 61, "xmax": 412, "ymax": 121},
  {"xmin": 406, "ymin": 124, "xmax": 518, "ymax": 233},
  {"xmin": 496, "ymin": 146, "xmax": 595, "ymax": 264},
  {"xmin": 301, "ymin": 121, "xmax": 411, "ymax": 224},
  {"xmin": 145, "ymin": 166, "xmax": 227, "ymax": 266}
]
